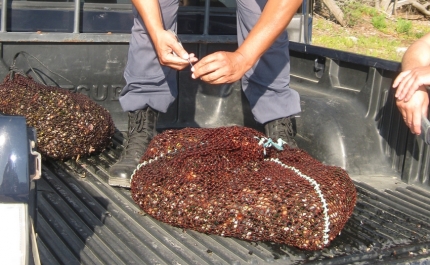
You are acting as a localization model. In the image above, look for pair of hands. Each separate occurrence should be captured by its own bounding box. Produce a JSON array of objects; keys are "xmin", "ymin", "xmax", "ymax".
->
[
  {"xmin": 154, "ymin": 30, "xmax": 248, "ymax": 84},
  {"xmin": 393, "ymin": 66, "xmax": 430, "ymax": 134},
  {"xmin": 158, "ymin": 30, "xmax": 430, "ymax": 134}
]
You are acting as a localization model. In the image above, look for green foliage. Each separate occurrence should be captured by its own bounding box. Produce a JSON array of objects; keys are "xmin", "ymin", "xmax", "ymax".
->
[
  {"xmin": 342, "ymin": 3, "xmax": 363, "ymax": 26},
  {"xmin": 342, "ymin": 1, "xmax": 379, "ymax": 27},
  {"xmin": 313, "ymin": 2, "xmax": 428, "ymax": 62},
  {"xmin": 396, "ymin": 19, "xmax": 412, "ymax": 34},
  {"xmin": 356, "ymin": 3, "xmax": 378, "ymax": 16},
  {"xmin": 314, "ymin": 31, "xmax": 402, "ymax": 61},
  {"xmin": 371, "ymin": 15, "xmax": 387, "ymax": 30},
  {"xmin": 415, "ymin": 32, "xmax": 425, "ymax": 39}
]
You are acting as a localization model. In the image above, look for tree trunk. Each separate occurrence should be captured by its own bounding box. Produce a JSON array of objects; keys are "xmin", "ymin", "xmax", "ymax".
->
[
  {"xmin": 411, "ymin": 0, "xmax": 430, "ymax": 16},
  {"xmin": 391, "ymin": 0, "xmax": 430, "ymax": 16},
  {"xmin": 380, "ymin": 0, "xmax": 392, "ymax": 12},
  {"xmin": 393, "ymin": 0, "xmax": 398, "ymax": 15},
  {"xmin": 322, "ymin": 0, "xmax": 346, "ymax": 26}
]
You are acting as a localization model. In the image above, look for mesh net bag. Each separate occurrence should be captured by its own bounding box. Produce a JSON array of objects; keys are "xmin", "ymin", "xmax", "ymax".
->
[
  {"xmin": 0, "ymin": 71, "xmax": 115, "ymax": 160},
  {"xmin": 131, "ymin": 126, "xmax": 356, "ymax": 250}
]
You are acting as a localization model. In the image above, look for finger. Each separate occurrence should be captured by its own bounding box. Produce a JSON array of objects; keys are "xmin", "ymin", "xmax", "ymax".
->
[
  {"xmin": 195, "ymin": 52, "xmax": 218, "ymax": 66},
  {"xmin": 399, "ymin": 108, "xmax": 407, "ymax": 126},
  {"xmin": 403, "ymin": 82, "xmax": 423, "ymax": 102},
  {"xmin": 200, "ymin": 71, "xmax": 229, "ymax": 84},
  {"xmin": 393, "ymin": 71, "xmax": 410, "ymax": 92},
  {"xmin": 402, "ymin": 101, "xmax": 413, "ymax": 132},
  {"xmin": 192, "ymin": 59, "xmax": 221, "ymax": 79},
  {"xmin": 421, "ymin": 93, "xmax": 429, "ymax": 136},
  {"xmin": 402, "ymin": 72, "xmax": 427, "ymax": 102},
  {"xmin": 401, "ymin": 75, "xmax": 420, "ymax": 102},
  {"xmin": 393, "ymin": 70, "xmax": 409, "ymax": 90},
  {"xmin": 194, "ymin": 52, "xmax": 229, "ymax": 72},
  {"xmin": 412, "ymin": 109, "xmax": 422, "ymax": 135},
  {"xmin": 170, "ymin": 42, "xmax": 190, "ymax": 61},
  {"xmin": 188, "ymin": 54, "xmax": 198, "ymax": 65},
  {"xmin": 396, "ymin": 73, "xmax": 414, "ymax": 101},
  {"xmin": 163, "ymin": 53, "xmax": 192, "ymax": 70},
  {"xmin": 192, "ymin": 68, "xmax": 219, "ymax": 82}
]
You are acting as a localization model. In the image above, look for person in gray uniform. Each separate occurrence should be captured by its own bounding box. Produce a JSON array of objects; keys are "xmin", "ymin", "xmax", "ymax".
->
[{"xmin": 109, "ymin": 0, "xmax": 303, "ymax": 187}]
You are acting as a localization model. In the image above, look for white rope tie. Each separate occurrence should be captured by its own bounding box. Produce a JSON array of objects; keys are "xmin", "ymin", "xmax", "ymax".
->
[
  {"xmin": 131, "ymin": 138, "xmax": 331, "ymax": 247},
  {"xmin": 131, "ymin": 149, "xmax": 176, "ymax": 181},
  {"xmin": 266, "ymin": 157, "xmax": 331, "ymax": 246}
]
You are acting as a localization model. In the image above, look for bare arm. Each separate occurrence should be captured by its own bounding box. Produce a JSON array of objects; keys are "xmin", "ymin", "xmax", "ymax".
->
[
  {"xmin": 192, "ymin": 0, "xmax": 303, "ymax": 84},
  {"xmin": 401, "ymin": 32, "xmax": 430, "ymax": 70},
  {"xmin": 236, "ymin": 0, "xmax": 303, "ymax": 70},
  {"xmin": 132, "ymin": 0, "xmax": 196, "ymax": 70},
  {"xmin": 393, "ymin": 32, "xmax": 430, "ymax": 134},
  {"xmin": 393, "ymin": 32, "xmax": 430, "ymax": 101}
]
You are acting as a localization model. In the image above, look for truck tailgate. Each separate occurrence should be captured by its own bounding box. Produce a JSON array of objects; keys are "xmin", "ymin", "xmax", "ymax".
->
[{"xmin": 36, "ymin": 132, "xmax": 430, "ymax": 265}]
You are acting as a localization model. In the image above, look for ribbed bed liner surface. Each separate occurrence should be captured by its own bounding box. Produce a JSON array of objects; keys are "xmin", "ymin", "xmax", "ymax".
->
[{"xmin": 36, "ymin": 133, "xmax": 430, "ymax": 265}]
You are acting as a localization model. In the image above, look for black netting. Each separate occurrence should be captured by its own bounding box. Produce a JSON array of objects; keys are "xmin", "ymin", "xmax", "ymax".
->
[
  {"xmin": 0, "ymin": 72, "xmax": 115, "ymax": 160},
  {"xmin": 131, "ymin": 126, "xmax": 356, "ymax": 250}
]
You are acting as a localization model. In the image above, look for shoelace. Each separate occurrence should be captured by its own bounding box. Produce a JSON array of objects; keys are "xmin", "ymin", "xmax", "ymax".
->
[
  {"xmin": 122, "ymin": 110, "xmax": 150, "ymax": 157},
  {"xmin": 277, "ymin": 117, "xmax": 295, "ymax": 139}
]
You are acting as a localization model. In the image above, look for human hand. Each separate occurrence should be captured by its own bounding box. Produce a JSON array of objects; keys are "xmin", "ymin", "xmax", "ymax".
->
[
  {"xmin": 191, "ymin": 51, "xmax": 249, "ymax": 84},
  {"xmin": 152, "ymin": 30, "xmax": 198, "ymax": 70},
  {"xmin": 396, "ymin": 87, "xmax": 429, "ymax": 135},
  {"xmin": 393, "ymin": 66, "xmax": 430, "ymax": 102}
]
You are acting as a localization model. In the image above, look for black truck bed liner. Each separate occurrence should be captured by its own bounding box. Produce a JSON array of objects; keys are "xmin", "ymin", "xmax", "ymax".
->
[{"xmin": 36, "ymin": 131, "xmax": 430, "ymax": 265}]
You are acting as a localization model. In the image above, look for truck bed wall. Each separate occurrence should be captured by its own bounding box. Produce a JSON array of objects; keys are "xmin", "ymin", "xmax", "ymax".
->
[{"xmin": 0, "ymin": 40, "xmax": 428, "ymax": 190}]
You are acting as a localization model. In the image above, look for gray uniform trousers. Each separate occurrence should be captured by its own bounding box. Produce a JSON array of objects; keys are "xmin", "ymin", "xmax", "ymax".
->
[{"xmin": 119, "ymin": 0, "xmax": 300, "ymax": 124}]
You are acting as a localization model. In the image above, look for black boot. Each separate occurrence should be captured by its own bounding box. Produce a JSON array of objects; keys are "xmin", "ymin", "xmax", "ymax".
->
[
  {"xmin": 264, "ymin": 116, "xmax": 298, "ymax": 148},
  {"xmin": 108, "ymin": 107, "xmax": 158, "ymax": 188}
]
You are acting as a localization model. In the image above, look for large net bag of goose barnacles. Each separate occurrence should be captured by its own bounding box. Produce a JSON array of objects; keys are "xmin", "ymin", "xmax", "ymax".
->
[
  {"xmin": 131, "ymin": 126, "xmax": 356, "ymax": 250},
  {"xmin": 0, "ymin": 55, "xmax": 115, "ymax": 160}
]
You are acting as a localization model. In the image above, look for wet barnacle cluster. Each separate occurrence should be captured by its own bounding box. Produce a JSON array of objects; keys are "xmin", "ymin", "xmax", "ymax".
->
[
  {"xmin": 131, "ymin": 126, "xmax": 357, "ymax": 251},
  {"xmin": 0, "ymin": 72, "xmax": 115, "ymax": 160}
]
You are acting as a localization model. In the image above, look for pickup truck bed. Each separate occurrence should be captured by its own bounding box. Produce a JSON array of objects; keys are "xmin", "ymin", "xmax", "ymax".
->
[
  {"xmin": 2, "ymin": 27, "xmax": 430, "ymax": 265},
  {"xmin": 35, "ymin": 85, "xmax": 430, "ymax": 264},
  {"xmin": 2, "ymin": 2, "xmax": 430, "ymax": 264},
  {"xmin": 36, "ymin": 47, "xmax": 430, "ymax": 264}
]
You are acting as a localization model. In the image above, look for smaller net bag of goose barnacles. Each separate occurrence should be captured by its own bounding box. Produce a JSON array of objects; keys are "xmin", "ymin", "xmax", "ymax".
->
[
  {"xmin": 131, "ymin": 126, "xmax": 356, "ymax": 250},
  {"xmin": 0, "ymin": 71, "xmax": 115, "ymax": 160}
]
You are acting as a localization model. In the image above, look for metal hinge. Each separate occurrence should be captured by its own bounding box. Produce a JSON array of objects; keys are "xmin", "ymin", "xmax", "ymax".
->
[{"xmin": 29, "ymin": 140, "xmax": 41, "ymax": 180}]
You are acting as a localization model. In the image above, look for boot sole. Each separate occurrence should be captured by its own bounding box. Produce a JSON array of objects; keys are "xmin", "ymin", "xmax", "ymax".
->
[{"xmin": 108, "ymin": 177, "xmax": 131, "ymax": 188}]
